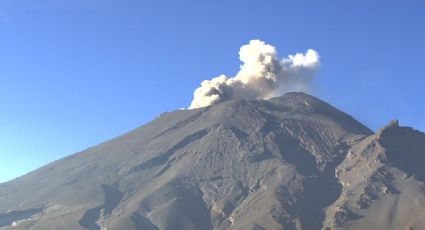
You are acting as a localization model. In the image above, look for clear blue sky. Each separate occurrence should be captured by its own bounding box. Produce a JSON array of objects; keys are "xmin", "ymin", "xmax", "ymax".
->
[{"xmin": 1, "ymin": 0, "xmax": 424, "ymax": 183}]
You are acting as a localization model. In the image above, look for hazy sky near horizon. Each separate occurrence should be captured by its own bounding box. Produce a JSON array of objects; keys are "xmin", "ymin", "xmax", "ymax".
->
[{"xmin": 1, "ymin": 0, "xmax": 424, "ymax": 183}]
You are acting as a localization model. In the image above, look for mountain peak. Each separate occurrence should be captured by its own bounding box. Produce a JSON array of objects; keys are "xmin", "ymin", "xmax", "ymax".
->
[{"xmin": 1, "ymin": 93, "xmax": 424, "ymax": 230}]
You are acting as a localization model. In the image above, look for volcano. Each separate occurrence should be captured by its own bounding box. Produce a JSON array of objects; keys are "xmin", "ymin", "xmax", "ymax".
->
[{"xmin": 1, "ymin": 92, "xmax": 424, "ymax": 230}]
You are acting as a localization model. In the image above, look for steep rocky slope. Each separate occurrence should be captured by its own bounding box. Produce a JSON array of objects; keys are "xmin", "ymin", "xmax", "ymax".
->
[
  {"xmin": 324, "ymin": 121, "xmax": 425, "ymax": 230},
  {"xmin": 0, "ymin": 92, "xmax": 423, "ymax": 230}
]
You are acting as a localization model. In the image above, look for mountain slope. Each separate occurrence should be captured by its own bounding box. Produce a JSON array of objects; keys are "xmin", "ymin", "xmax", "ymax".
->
[
  {"xmin": 324, "ymin": 121, "xmax": 425, "ymax": 230},
  {"xmin": 0, "ymin": 92, "xmax": 423, "ymax": 230}
]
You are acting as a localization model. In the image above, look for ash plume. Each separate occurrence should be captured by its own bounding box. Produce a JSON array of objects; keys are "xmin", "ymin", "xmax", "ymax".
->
[{"xmin": 189, "ymin": 40, "xmax": 320, "ymax": 109}]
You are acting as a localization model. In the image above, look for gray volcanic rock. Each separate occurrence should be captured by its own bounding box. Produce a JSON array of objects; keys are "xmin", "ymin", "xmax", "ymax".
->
[
  {"xmin": 324, "ymin": 121, "xmax": 425, "ymax": 230},
  {"xmin": 0, "ymin": 92, "xmax": 424, "ymax": 230}
]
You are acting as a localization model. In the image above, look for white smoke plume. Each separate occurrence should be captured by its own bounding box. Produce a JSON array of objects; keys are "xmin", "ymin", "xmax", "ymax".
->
[{"xmin": 189, "ymin": 40, "xmax": 320, "ymax": 109}]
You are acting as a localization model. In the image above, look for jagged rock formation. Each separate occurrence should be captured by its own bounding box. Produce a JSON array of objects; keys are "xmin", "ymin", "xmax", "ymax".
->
[{"xmin": 0, "ymin": 92, "xmax": 424, "ymax": 230}]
